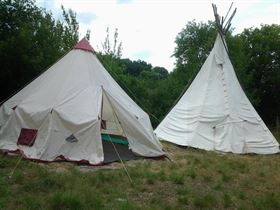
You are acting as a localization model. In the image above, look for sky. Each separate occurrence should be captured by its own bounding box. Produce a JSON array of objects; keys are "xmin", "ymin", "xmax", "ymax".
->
[{"xmin": 37, "ymin": 0, "xmax": 280, "ymax": 71}]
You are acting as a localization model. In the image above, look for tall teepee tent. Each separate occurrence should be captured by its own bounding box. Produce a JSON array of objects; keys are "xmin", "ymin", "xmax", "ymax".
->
[
  {"xmin": 155, "ymin": 4, "xmax": 279, "ymax": 154},
  {"xmin": 0, "ymin": 38, "xmax": 164, "ymax": 164}
]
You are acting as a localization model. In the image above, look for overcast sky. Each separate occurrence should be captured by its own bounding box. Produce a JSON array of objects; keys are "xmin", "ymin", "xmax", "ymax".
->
[{"xmin": 37, "ymin": 0, "xmax": 280, "ymax": 71}]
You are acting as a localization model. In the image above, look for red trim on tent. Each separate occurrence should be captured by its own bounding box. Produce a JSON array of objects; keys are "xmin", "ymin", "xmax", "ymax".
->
[
  {"xmin": 0, "ymin": 149, "xmax": 166, "ymax": 166},
  {"xmin": 73, "ymin": 38, "xmax": 95, "ymax": 53},
  {"xmin": 1, "ymin": 149, "xmax": 103, "ymax": 166}
]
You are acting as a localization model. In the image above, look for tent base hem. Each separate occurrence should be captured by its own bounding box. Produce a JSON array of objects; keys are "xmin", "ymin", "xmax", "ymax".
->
[
  {"xmin": 0, "ymin": 148, "xmax": 166, "ymax": 166},
  {"xmin": 0, "ymin": 149, "xmax": 103, "ymax": 166},
  {"xmin": 160, "ymin": 139, "xmax": 279, "ymax": 155}
]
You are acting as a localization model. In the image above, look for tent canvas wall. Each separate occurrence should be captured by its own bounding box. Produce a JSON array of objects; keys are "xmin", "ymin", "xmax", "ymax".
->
[
  {"xmin": 155, "ymin": 33, "xmax": 279, "ymax": 154},
  {"xmin": 0, "ymin": 38, "xmax": 164, "ymax": 165}
]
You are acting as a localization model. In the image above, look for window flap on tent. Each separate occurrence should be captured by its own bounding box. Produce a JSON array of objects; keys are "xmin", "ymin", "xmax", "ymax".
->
[
  {"xmin": 17, "ymin": 128, "xmax": 38, "ymax": 146},
  {"xmin": 101, "ymin": 90, "xmax": 124, "ymax": 136},
  {"xmin": 65, "ymin": 134, "xmax": 78, "ymax": 143}
]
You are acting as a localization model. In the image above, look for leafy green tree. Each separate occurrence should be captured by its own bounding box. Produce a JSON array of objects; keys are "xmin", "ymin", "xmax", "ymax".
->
[
  {"xmin": 0, "ymin": 0, "xmax": 79, "ymax": 102},
  {"xmin": 174, "ymin": 20, "xmax": 217, "ymax": 73},
  {"xmin": 153, "ymin": 66, "xmax": 168, "ymax": 79},
  {"xmin": 101, "ymin": 27, "xmax": 122, "ymax": 58},
  {"xmin": 240, "ymin": 24, "xmax": 280, "ymax": 125},
  {"xmin": 226, "ymin": 34, "xmax": 256, "ymax": 104},
  {"xmin": 122, "ymin": 59, "xmax": 152, "ymax": 76}
]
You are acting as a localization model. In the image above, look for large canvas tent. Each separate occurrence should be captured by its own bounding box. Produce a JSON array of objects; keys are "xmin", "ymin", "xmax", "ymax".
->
[
  {"xmin": 0, "ymin": 38, "xmax": 164, "ymax": 164},
  {"xmin": 155, "ymin": 5, "xmax": 279, "ymax": 154}
]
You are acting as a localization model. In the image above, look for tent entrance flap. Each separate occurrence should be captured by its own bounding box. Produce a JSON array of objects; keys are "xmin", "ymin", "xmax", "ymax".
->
[
  {"xmin": 100, "ymin": 90, "xmax": 134, "ymax": 163},
  {"xmin": 101, "ymin": 90, "xmax": 125, "ymax": 137}
]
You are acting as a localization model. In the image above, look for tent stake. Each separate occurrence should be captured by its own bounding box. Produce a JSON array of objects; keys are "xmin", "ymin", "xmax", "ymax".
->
[
  {"xmin": 107, "ymin": 134, "xmax": 133, "ymax": 185},
  {"xmin": 9, "ymin": 154, "xmax": 24, "ymax": 179}
]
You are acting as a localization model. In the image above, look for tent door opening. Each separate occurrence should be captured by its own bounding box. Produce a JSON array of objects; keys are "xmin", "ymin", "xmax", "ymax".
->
[{"xmin": 100, "ymin": 91, "xmax": 138, "ymax": 163}]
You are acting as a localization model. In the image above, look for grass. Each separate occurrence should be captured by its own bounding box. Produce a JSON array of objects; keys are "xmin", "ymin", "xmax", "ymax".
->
[{"xmin": 0, "ymin": 133, "xmax": 279, "ymax": 210}]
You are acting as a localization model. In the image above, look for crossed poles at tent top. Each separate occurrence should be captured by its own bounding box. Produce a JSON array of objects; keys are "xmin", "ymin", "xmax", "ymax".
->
[
  {"xmin": 212, "ymin": 2, "xmax": 237, "ymax": 36},
  {"xmin": 212, "ymin": 3, "xmax": 236, "ymax": 56}
]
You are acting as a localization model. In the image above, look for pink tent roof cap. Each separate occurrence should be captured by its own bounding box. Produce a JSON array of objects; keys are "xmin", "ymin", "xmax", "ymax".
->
[{"xmin": 73, "ymin": 38, "xmax": 95, "ymax": 53}]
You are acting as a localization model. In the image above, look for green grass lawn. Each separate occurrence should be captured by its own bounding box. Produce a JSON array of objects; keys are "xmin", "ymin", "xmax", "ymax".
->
[{"xmin": 0, "ymin": 133, "xmax": 279, "ymax": 210}]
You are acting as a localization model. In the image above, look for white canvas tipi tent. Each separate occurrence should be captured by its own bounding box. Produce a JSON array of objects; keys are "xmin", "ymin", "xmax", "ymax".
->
[
  {"xmin": 0, "ymin": 38, "xmax": 164, "ymax": 164},
  {"xmin": 155, "ymin": 5, "xmax": 279, "ymax": 154}
]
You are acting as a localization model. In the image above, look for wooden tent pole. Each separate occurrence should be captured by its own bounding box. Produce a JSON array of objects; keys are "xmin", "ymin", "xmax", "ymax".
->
[{"xmin": 107, "ymin": 134, "xmax": 133, "ymax": 185}]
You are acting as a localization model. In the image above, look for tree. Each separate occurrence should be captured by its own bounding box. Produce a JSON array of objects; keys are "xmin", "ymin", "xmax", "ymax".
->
[
  {"xmin": 153, "ymin": 66, "xmax": 168, "ymax": 79},
  {"xmin": 0, "ymin": 0, "xmax": 79, "ymax": 102},
  {"xmin": 240, "ymin": 24, "xmax": 280, "ymax": 126},
  {"xmin": 122, "ymin": 59, "xmax": 152, "ymax": 76},
  {"xmin": 174, "ymin": 21, "xmax": 217, "ymax": 73},
  {"xmin": 101, "ymin": 27, "xmax": 122, "ymax": 58}
]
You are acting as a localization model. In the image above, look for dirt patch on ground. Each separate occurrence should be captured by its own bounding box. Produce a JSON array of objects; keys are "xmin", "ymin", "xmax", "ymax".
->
[{"xmin": 33, "ymin": 156, "xmax": 164, "ymax": 173}]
